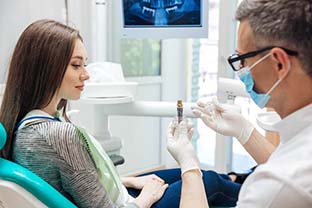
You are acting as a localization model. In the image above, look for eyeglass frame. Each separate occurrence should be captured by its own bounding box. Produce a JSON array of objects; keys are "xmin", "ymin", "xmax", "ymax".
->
[{"xmin": 227, "ymin": 46, "xmax": 298, "ymax": 71}]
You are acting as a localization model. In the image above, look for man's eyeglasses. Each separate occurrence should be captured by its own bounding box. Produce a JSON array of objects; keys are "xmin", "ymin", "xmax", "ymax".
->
[{"xmin": 227, "ymin": 46, "xmax": 298, "ymax": 71}]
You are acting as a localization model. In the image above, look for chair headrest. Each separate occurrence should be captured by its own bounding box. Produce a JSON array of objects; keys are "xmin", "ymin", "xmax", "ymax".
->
[{"xmin": 0, "ymin": 123, "xmax": 7, "ymax": 150}]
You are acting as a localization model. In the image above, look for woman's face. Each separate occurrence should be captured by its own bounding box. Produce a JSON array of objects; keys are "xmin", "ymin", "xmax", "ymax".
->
[{"xmin": 59, "ymin": 39, "xmax": 89, "ymax": 100}]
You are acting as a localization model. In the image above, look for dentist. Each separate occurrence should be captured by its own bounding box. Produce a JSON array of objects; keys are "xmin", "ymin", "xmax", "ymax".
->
[{"xmin": 168, "ymin": 0, "xmax": 312, "ymax": 207}]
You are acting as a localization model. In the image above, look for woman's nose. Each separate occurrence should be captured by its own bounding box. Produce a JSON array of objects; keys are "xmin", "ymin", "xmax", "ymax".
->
[{"xmin": 80, "ymin": 71, "xmax": 90, "ymax": 81}]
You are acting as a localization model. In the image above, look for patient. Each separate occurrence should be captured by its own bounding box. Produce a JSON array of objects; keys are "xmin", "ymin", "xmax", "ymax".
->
[{"xmin": 0, "ymin": 19, "xmax": 243, "ymax": 208}]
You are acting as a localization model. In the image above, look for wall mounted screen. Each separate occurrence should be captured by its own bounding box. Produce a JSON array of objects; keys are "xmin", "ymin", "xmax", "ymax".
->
[{"xmin": 117, "ymin": 0, "xmax": 208, "ymax": 39}]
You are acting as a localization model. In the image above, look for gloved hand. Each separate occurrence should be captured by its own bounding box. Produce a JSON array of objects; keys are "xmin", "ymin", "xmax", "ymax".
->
[
  {"xmin": 191, "ymin": 97, "xmax": 254, "ymax": 145},
  {"xmin": 167, "ymin": 119, "xmax": 201, "ymax": 175}
]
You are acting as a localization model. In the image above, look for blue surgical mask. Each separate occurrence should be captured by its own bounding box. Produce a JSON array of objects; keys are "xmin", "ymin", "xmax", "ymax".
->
[{"xmin": 236, "ymin": 53, "xmax": 283, "ymax": 108}]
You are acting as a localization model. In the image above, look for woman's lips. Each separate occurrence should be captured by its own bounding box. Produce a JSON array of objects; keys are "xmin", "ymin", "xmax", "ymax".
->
[{"xmin": 75, "ymin": 85, "xmax": 84, "ymax": 91}]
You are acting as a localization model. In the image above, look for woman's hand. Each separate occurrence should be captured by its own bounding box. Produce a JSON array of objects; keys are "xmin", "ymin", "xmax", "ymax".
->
[
  {"xmin": 133, "ymin": 179, "xmax": 168, "ymax": 208},
  {"xmin": 122, "ymin": 175, "xmax": 164, "ymax": 189}
]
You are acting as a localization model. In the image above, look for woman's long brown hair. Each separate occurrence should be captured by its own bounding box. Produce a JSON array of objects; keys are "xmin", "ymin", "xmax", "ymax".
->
[{"xmin": 0, "ymin": 19, "xmax": 82, "ymax": 159}]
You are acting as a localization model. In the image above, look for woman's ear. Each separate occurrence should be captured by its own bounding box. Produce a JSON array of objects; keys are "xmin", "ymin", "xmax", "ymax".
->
[{"xmin": 271, "ymin": 48, "xmax": 291, "ymax": 79}]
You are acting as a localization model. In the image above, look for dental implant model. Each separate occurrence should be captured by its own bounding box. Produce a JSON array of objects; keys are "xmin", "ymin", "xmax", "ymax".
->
[{"xmin": 177, "ymin": 100, "xmax": 183, "ymax": 123}]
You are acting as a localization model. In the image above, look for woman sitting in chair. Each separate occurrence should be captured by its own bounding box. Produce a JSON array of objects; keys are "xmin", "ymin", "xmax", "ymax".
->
[{"xmin": 0, "ymin": 19, "xmax": 244, "ymax": 208}]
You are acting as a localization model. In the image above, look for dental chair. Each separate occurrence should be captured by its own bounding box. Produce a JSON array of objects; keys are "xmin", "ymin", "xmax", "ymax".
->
[{"xmin": 0, "ymin": 123, "xmax": 77, "ymax": 208}]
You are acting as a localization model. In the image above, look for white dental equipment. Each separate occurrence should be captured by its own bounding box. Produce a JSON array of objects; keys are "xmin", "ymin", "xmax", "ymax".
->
[{"xmin": 218, "ymin": 77, "xmax": 281, "ymax": 131}]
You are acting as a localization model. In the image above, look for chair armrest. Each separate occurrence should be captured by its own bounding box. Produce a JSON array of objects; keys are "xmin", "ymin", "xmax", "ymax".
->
[{"xmin": 0, "ymin": 159, "xmax": 77, "ymax": 208}]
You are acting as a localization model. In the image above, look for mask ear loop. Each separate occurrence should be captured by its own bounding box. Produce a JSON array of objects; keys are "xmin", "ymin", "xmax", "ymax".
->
[
  {"xmin": 266, "ymin": 60, "xmax": 292, "ymax": 95},
  {"xmin": 236, "ymin": 53, "xmax": 271, "ymax": 77},
  {"xmin": 288, "ymin": 61, "xmax": 292, "ymax": 71},
  {"xmin": 249, "ymin": 53, "xmax": 271, "ymax": 70}
]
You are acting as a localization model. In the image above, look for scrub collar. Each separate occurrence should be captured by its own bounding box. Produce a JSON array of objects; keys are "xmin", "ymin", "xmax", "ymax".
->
[{"xmin": 273, "ymin": 104, "xmax": 312, "ymax": 144}]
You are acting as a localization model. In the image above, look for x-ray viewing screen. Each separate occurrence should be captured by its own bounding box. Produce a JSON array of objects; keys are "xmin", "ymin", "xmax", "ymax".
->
[{"xmin": 123, "ymin": 0, "xmax": 201, "ymax": 27}]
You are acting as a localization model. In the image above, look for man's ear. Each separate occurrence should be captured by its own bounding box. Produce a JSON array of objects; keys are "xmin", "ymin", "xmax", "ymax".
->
[{"xmin": 271, "ymin": 48, "xmax": 291, "ymax": 79}]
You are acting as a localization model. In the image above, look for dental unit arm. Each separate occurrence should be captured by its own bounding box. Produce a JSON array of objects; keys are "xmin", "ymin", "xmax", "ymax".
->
[{"xmin": 71, "ymin": 99, "xmax": 197, "ymax": 159}]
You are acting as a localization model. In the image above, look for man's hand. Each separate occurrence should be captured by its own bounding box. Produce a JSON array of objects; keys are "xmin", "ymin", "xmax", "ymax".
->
[{"xmin": 192, "ymin": 97, "xmax": 254, "ymax": 144}]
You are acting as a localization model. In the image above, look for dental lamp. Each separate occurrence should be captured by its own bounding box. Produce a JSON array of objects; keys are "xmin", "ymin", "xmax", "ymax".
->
[{"xmin": 218, "ymin": 77, "xmax": 249, "ymax": 103}]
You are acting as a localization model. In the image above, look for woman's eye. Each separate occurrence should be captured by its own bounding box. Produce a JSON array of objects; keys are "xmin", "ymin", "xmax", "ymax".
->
[{"xmin": 72, "ymin": 64, "xmax": 81, "ymax": 69}]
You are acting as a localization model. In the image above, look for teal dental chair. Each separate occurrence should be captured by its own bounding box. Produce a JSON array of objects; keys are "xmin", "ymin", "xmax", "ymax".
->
[{"xmin": 0, "ymin": 123, "xmax": 77, "ymax": 208}]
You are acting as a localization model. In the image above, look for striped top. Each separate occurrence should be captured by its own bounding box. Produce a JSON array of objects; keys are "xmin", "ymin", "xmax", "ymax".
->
[{"xmin": 12, "ymin": 120, "xmax": 119, "ymax": 208}]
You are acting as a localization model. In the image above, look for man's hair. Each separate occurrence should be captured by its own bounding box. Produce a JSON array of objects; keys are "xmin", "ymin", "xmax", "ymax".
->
[{"xmin": 236, "ymin": 0, "xmax": 312, "ymax": 76}]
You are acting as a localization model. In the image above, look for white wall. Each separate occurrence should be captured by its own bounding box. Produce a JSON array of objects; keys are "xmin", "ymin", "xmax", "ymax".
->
[
  {"xmin": 67, "ymin": 0, "xmax": 93, "ymax": 62},
  {"xmin": 0, "ymin": 0, "xmax": 66, "ymax": 83}
]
